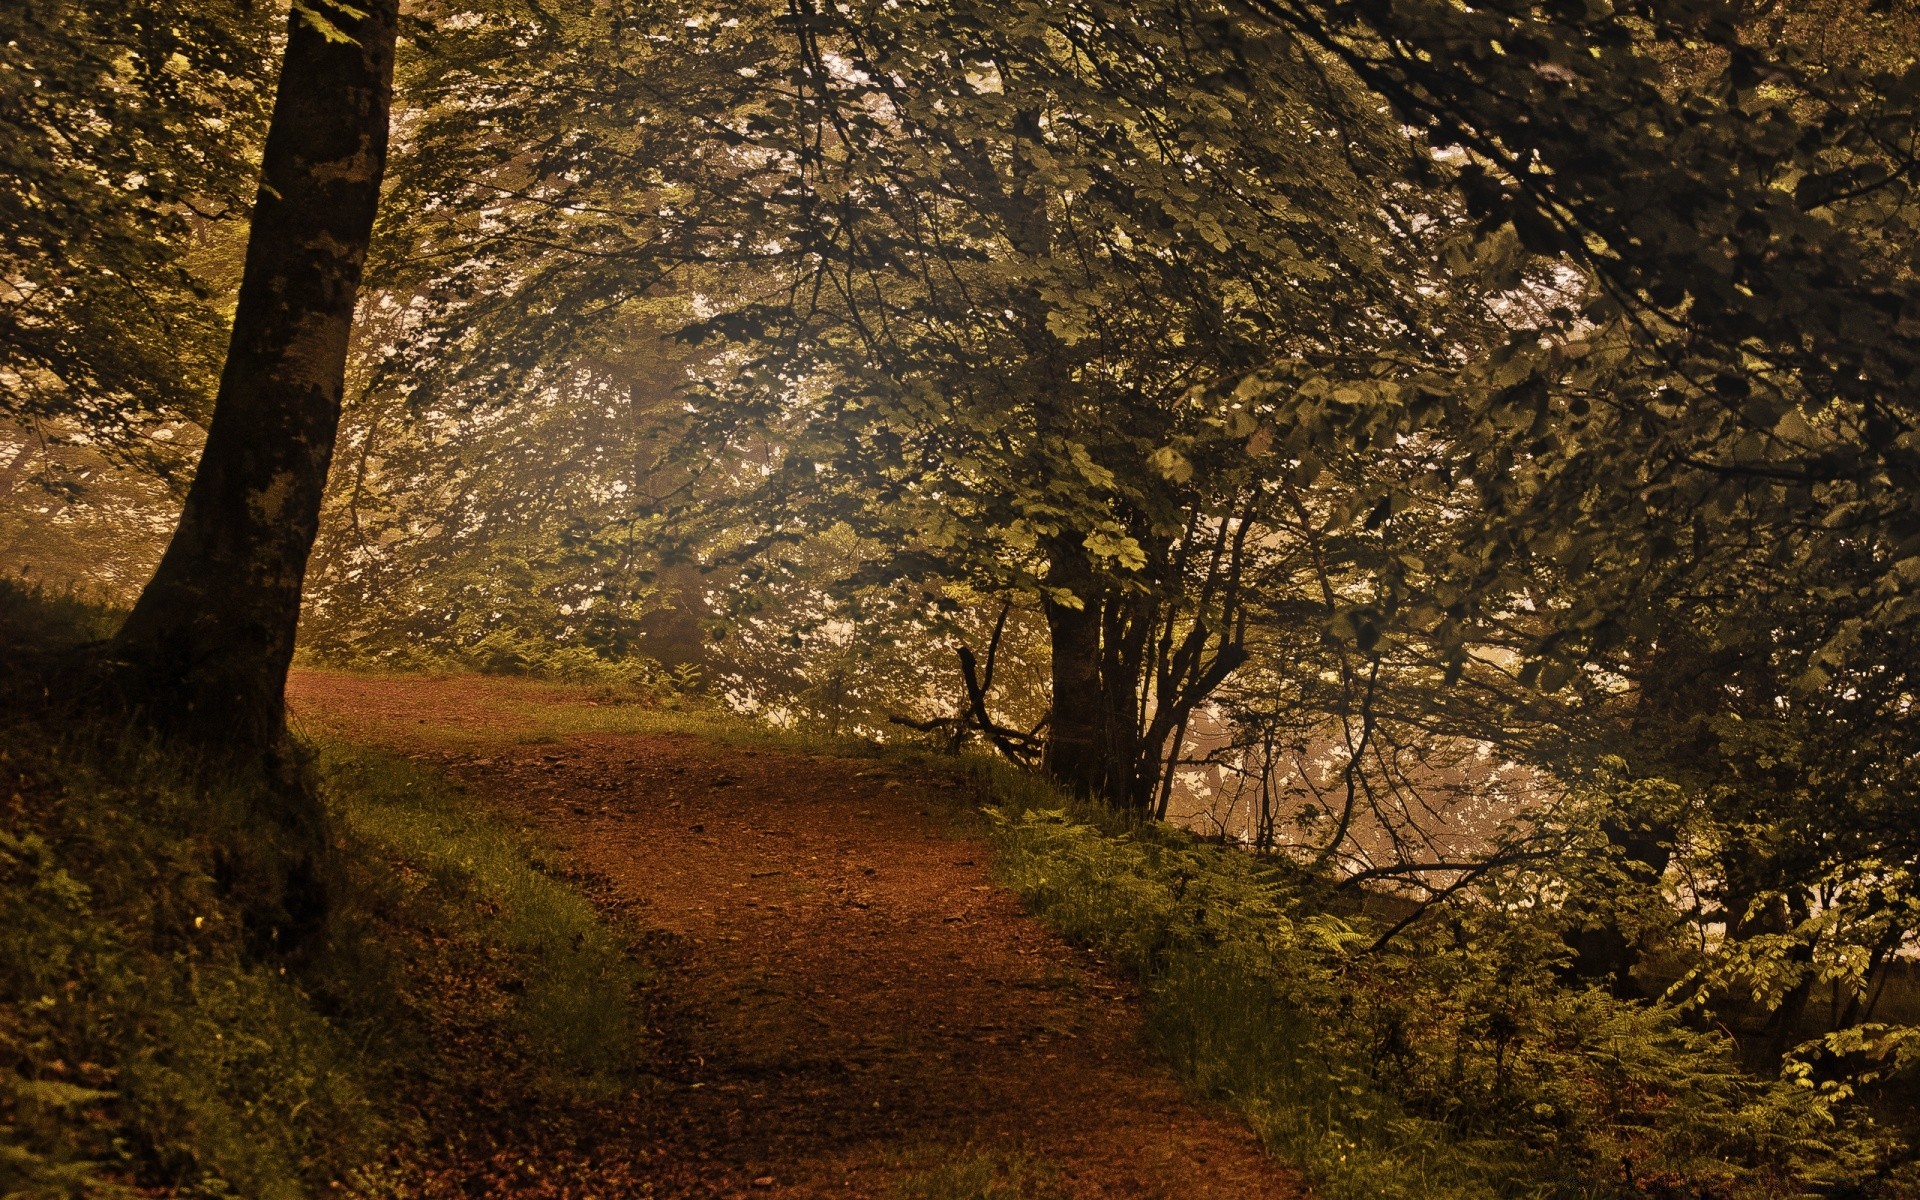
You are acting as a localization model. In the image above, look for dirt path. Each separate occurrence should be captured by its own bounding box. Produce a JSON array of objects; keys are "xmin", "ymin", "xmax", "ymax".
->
[{"xmin": 289, "ymin": 670, "xmax": 1301, "ymax": 1200}]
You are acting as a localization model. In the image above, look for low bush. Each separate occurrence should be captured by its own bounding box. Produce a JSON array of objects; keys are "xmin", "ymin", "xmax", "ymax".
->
[
  {"xmin": 0, "ymin": 586, "xmax": 646, "ymax": 1196},
  {"xmin": 986, "ymin": 805, "xmax": 1912, "ymax": 1200},
  {"xmin": 0, "ymin": 727, "xmax": 646, "ymax": 1198}
]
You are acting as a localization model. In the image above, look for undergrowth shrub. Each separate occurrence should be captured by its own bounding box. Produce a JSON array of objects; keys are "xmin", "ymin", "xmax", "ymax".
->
[
  {"xmin": 0, "ymin": 584, "xmax": 647, "ymax": 1196},
  {"xmin": 0, "ymin": 733, "xmax": 380, "ymax": 1198},
  {"xmin": 987, "ymin": 807, "xmax": 1909, "ymax": 1200},
  {"xmin": 0, "ymin": 581, "xmax": 117, "ymax": 664}
]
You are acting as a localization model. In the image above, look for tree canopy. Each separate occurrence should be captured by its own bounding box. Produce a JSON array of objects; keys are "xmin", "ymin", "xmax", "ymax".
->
[{"xmin": 9, "ymin": 0, "xmax": 1920, "ymax": 1191}]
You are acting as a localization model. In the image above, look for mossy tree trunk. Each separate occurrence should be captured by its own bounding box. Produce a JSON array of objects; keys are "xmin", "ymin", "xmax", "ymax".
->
[
  {"xmin": 1043, "ymin": 534, "xmax": 1109, "ymax": 802},
  {"xmin": 107, "ymin": 0, "xmax": 399, "ymax": 754},
  {"xmin": 100, "ymin": 0, "xmax": 399, "ymax": 952}
]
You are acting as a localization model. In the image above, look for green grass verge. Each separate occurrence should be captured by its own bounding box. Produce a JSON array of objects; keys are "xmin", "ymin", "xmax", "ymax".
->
[
  {"xmin": 978, "ymin": 792, "xmax": 1907, "ymax": 1200},
  {"xmin": 486, "ymin": 694, "xmax": 880, "ymax": 756},
  {"xmin": 287, "ymin": 663, "xmax": 889, "ymax": 761},
  {"xmin": 319, "ymin": 742, "xmax": 641, "ymax": 1087},
  {"xmin": 1, "ymin": 711, "xmax": 643, "ymax": 1196}
]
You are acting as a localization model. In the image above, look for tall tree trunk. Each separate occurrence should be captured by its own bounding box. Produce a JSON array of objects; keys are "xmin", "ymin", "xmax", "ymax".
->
[
  {"xmin": 1101, "ymin": 589, "xmax": 1153, "ymax": 811},
  {"xmin": 106, "ymin": 0, "xmax": 399, "ymax": 752},
  {"xmin": 97, "ymin": 0, "xmax": 398, "ymax": 954},
  {"xmin": 1044, "ymin": 533, "xmax": 1106, "ymax": 799}
]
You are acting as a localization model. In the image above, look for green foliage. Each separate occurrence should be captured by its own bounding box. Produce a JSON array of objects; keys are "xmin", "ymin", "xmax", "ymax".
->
[
  {"xmin": 305, "ymin": 627, "xmax": 702, "ymax": 704},
  {"xmin": 305, "ymin": 306, "xmax": 712, "ymax": 684},
  {"xmin": 0, "ymin": 580, "xmax": 119, "ymax": 668},
  {"xmin": 354, "ymin": 0, "xmax": 1504, "ymax": 801},
  {"xmin": 652, "ymin": 0, "xmax": 1500, "ymax": 803},
  {"xmin": 1231, "ymin": 0, "xmax": 1920, "ymax": 681},
  {"xmin": 0, "ymin": 454, "xmax": 181, "ymax": 603},
  {"xmin": 0, "ymin": 594, "xmax": 646, "ymax": 1196},
  {"xmin": 319, "ymin": 744, "xmax": 643, "ymax": 1083},
  {"xmin": 0, "ymin": 734, "xmax": 379, "ymax": 1197},
  {"xmin": 0, "ymin": 0, "xmax": 269, "ymax": 463},
  {"xmin": 988, "ymin": 804, "xmax": 1908, "ymax": 1199}
]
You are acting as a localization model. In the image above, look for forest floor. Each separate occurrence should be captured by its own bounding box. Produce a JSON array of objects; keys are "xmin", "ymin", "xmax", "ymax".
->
[{"xmin": 287, "ymin": 668, "xmax": 1302, "ymax": 1200}]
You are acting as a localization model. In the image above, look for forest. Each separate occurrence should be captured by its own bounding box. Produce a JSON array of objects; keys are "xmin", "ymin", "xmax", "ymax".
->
[{"xmin": 6, "ymin": 0, "xmax": 1920, "ymax": 1196}]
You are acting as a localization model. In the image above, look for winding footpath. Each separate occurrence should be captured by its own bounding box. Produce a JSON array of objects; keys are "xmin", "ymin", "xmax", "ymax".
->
[{"xmin": 289, "ymin": 669, "xmax": 1302, "ymax": 1200}]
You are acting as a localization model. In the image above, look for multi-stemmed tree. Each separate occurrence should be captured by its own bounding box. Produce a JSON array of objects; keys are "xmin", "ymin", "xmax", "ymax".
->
[{"xmin": 659, "ymin": 0, "xmax": 1494, "ymax": 807}]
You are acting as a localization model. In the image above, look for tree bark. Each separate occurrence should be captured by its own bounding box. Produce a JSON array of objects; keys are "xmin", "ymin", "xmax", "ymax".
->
[
  {"xmin": 1044, "ymin": 533, "xmax": 1107, "ymax": 800},
  {"xmin": 106, "ymin": 0, "xmax": 399, "ymax": 752},
  {"xmin": 1100, "ymin": 589, "xmax": 1150, "ymax": 810}
]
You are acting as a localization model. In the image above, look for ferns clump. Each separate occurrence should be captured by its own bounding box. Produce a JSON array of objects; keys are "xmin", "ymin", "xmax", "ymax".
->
[{"xmin": 989, "ymin": 807, "xmax": 1906, "ymax": 1200}]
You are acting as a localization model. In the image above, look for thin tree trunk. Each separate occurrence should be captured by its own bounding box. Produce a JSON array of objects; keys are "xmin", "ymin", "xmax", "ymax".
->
[
  {"xmin": 1100, "ymin": 589, "xmax": 1153, "ymax": 811},
  {"xmin": 106, "ymin": 0, "xmax": 399, "ymax": 752},
  {"xmin": 1044, "ymin": 533, "xmax": 1106, "ymax": 799}
]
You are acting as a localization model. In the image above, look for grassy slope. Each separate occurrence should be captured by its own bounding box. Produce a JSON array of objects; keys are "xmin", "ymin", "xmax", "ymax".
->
[
  {"xmin": 0, "ymin": 590, "xmax": 645, "ymax": 1197},
  {"xmin": 964, "ymin": 759, "xmax": 1914, "ymax": 1200},
  {"xmin": 15, "ymin": 609, "xmax": 1903, "ymax": 1200}
]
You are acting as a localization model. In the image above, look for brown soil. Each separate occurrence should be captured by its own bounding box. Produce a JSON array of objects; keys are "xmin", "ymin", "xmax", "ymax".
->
[{"xmin": 289, "ymin": 669, "xmax": 1301, "ymax": 1200}]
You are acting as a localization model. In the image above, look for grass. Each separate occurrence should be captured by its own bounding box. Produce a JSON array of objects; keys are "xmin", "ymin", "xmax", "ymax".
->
[
  {"xmin": 319, "ymin": 743, "xmax": 641, "ymax": 1086},
  {"xmin": 0, "ymin": 586, "xmax": 648, "ymax": 1197},
  {"xmin": 888, "ymin": 1148, "xmax": 1066, "ymax": 1200},
  {"xmin": 977, "ymin": 798, "xmax": 1909, "ymax": 1200},
  {"xmin": 501, "ymin": 695, "xmax": 872, "ymax": 753},
  {"xmin": 3, "ymin": 724, "xmax": 372, "ymax": 1198},
  {"xmin": 0, "ymin": 726, "xmax": 646, "ymax": 1197}
]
